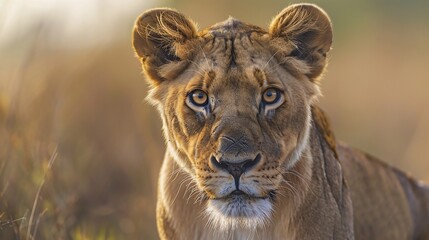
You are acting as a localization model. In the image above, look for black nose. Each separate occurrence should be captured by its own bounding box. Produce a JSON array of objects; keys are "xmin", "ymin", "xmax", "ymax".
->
[{"xmin": 210, "ymin": 154, "xmax": 261, "ymax": 184}]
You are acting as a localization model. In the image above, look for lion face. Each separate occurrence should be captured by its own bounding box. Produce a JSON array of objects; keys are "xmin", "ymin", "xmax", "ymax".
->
[
  {"xmin": 158, "ymin": 48, "xmax": 315, "ymax": 228},
  {"xmin": 133, "ymin": 4, "xmax": 332, "ymax": 230}
]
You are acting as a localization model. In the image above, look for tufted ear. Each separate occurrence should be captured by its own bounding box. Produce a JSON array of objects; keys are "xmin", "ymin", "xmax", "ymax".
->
[
  {"xmin": 269, "ymin": 4, "xmax": 333, "ymax": 81},
  {"xmin": 132, "ymin": 8, "xmax": 198, "ymax": 85}
]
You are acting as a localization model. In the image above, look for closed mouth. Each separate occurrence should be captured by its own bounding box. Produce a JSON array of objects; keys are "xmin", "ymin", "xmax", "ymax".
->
[{"xmin": 212, "ymin": 190, "xmax": 271, "ymax": 201}]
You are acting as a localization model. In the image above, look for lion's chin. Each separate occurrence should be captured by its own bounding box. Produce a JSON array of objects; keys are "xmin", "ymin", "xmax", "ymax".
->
[{"xmin": 205, "ymin": 195, "xmax": 273, "ymax": 231}]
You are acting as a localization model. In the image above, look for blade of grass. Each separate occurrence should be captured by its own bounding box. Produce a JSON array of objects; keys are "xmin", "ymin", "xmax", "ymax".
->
[
  {"xmin": 26, "ymin": 146, "xmax": 57, "ymax": 240},
  {"xmin": 32, "ymin": 208, "xmax": 48, "ymax": 238}
]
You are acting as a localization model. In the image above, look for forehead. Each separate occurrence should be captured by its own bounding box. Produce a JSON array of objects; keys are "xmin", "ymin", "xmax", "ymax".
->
[
  {"xmin": 184, "ymin": 18, "xmax": 283, "ymax": 91},
  {"xmin": 200, "ymin": 18, "xmax": 272, "ymax": 69}
]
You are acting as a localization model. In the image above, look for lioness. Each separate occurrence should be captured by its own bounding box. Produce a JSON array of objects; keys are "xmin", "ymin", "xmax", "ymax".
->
[{"xmin": 132, "ymin": 4, "xmax": 429, "ymax": 240}]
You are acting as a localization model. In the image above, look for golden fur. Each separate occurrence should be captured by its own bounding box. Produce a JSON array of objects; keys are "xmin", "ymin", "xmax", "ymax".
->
[{"xmin": 132, "ymin": 4, "xmax": 429, "ymax": 240}]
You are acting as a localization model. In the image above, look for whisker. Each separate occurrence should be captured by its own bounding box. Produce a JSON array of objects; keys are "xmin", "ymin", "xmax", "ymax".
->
[
  {"xmin": 285, "ymin": 169, "xmax": 310, "ymax": 189},
  {"xmin": 262, "ymin": 50, "xmax": 280, "ymax": 70},
  {"xmin": 169, "ymin": 174, "xmax": 193, "ymax": 208},
  {"xmin": 198, "ymin": 44, "xmax": 211, "ymax": 69},
  {"xmin": 273, "ymin": 169, "xmax": 299, "ymax": 199}
]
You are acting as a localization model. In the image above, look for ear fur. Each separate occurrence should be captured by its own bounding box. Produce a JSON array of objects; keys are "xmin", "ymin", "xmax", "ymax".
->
[
  {"xmin": 132, "ymin": 8, "xmax": 198, "ymax": 85},
  {"xmin": 269, "ymin": 4, "xmax": 333, "ymax": 81}
]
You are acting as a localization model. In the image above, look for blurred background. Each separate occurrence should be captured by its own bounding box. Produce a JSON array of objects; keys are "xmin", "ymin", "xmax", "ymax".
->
[{"xmin": 0, "ymin": 0, "xmax": 428, "ymax": 239}]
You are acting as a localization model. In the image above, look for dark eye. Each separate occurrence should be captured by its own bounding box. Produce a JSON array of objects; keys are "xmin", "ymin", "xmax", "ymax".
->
[
  {"xmin": 188, "ymin": 89, "xmax": 209, "ymax": 107},
  {"xmin": 262, "ymin": 88, "xmax": 281, "ymax": 104}
]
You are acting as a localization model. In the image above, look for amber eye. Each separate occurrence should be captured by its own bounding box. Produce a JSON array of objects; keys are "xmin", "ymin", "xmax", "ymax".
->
[
  {"xmin": 188, "ymin": 89, "xmax": 209, "ymax": 107},
  {"xmin": 262, "ymin": 88, "xmax": 281, "ymax": 104}
]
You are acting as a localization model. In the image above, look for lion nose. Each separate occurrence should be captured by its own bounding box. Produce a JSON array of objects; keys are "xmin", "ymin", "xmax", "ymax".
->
[{"xmin": 210, "ymin": 154, "xmax": 261, "ymax": 187}]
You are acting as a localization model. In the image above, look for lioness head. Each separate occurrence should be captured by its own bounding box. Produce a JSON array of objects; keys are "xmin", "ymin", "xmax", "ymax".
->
[{"xmin": 133, "ymin": 4, "xmax": 332, "ymax": 230}]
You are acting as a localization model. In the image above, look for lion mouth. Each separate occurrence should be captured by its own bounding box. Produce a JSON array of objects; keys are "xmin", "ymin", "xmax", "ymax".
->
[
  {"xmin": 229, "ymin": 190, "xmax": 247, "ymax": 196},
  {"xmin": 212, "ymin": 190, "xmax": 276, "ymax": 201},
  {"xmin": 220, "ymin": 190, "xmax": 252, "ymax": 199}
]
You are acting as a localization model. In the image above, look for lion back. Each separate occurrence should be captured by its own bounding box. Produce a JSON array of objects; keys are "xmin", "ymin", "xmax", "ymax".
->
[
  {"xmin": 338, "ymin": 143, "xmax": 429, "ymax": 239},
  {"xmin": 311, "ymin": 106, "xmax": 429, "ymax": 239}
]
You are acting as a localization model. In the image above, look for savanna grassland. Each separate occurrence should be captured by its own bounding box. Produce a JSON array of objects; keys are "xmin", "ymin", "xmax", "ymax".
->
[{"xmin": 1, "ymin": 0, "xmax": 428, "ymax": 239}]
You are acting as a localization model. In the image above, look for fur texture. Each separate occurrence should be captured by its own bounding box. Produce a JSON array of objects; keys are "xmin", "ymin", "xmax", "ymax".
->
[{"xmin": 132, "ymin": 4, "xmax": 429, "ymax": 240}]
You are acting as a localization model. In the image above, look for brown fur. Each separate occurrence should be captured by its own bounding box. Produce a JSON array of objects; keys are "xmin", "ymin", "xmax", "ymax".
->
[{"xmin": 132, "ymin": 4, "xmax": 429, "ymax": 240}]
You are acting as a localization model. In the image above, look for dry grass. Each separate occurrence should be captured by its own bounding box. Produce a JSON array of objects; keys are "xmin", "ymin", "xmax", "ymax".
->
[{"xmin": 0, "ymin": 44, "xmax": 163, "ymax": 239}]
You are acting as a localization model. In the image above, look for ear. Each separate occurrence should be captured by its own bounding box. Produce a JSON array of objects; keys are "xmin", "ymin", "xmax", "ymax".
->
[
  {"xmin": 269, "ymin": 4, "xmax": 333, "ymax": 81},
  {"xmin": 132, "ymin": 8, "xmax": 198, "ymax": 85}
]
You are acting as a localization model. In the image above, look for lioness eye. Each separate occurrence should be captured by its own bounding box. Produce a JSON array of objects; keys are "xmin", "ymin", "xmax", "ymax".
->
[
  {"xmin": 189, "ymin": 89, "xmax": 208, "ymax": 107},
  {"xmin": 262, "ymin": 88, "xmax": 281, "ymax": 104}
]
